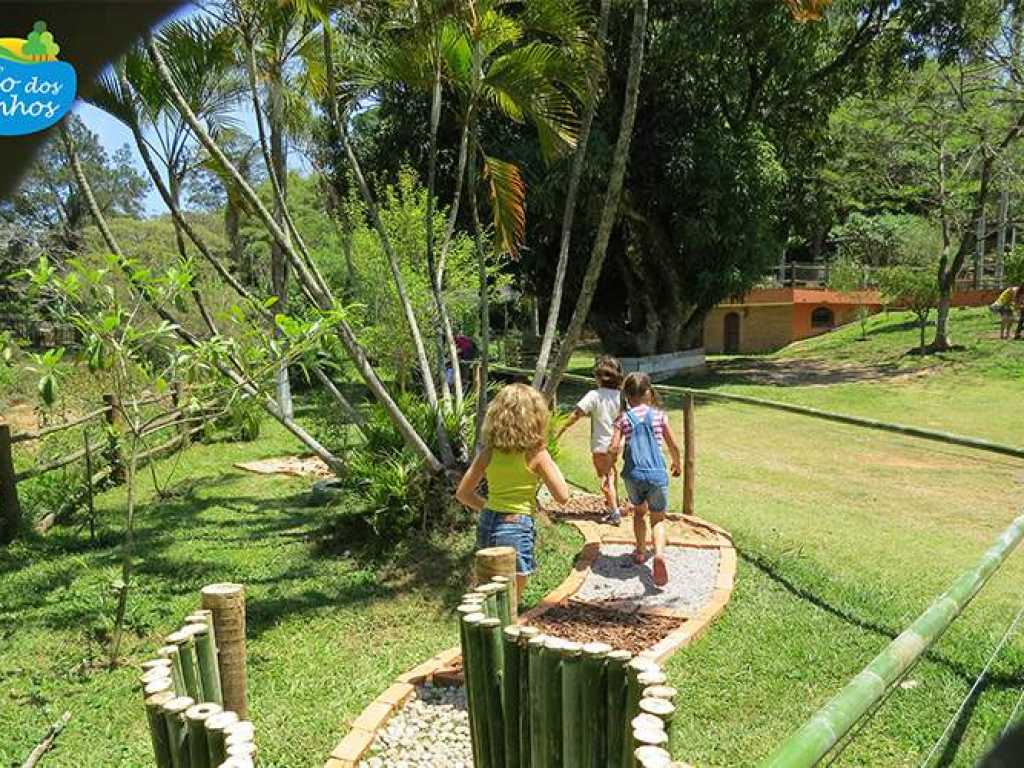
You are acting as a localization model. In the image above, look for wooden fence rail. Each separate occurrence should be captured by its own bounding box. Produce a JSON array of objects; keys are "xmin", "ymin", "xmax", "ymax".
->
[{"xmin": 1, "ymin": 392, "xmax": 213, "ymax": 542}]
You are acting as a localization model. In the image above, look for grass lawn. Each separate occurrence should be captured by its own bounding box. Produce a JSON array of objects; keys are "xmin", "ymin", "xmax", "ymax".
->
[
  {"xmin": 555, "ymin": 307, "xmax": 1024, "ymax": 766},
  {"xmin": 0, "ymin": 421, "xmax": 580, "ymax": 767}
]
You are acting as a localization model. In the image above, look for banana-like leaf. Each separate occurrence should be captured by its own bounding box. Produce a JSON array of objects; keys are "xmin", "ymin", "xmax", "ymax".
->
[{"xmin": 482, "ymin": 154, "xmax": 526, "ymax": 257}]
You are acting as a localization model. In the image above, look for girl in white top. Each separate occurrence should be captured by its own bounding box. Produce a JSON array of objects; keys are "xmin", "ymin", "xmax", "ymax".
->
[{"xmin": 556, "ymin": 356, "xmax": 624, "ymax": 523}]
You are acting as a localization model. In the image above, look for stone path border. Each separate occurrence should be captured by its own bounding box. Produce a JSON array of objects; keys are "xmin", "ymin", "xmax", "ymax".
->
[{"xmin": 324, "ymin": 502, "xmax": 736, "ymax": 768}]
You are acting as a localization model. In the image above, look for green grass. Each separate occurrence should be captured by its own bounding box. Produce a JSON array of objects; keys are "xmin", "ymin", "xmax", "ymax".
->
[
  {"xmin": 554, "ymin": 307, "xmax": 1024, "ymax": 766},
  {"xmin": 0, "ymin": 420, "xmax": 579, "ymax": 767}
]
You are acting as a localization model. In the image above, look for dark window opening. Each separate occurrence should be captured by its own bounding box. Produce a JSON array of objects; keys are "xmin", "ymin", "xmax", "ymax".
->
[{"xmin": 811, "ymin": 307, "xmax": 834, "ymax": 328}]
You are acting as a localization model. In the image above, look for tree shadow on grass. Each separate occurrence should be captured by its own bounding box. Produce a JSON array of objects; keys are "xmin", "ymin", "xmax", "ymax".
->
[{"xmin": 741, "ymin": 548, "xmax": 1022, "ymax": 690}]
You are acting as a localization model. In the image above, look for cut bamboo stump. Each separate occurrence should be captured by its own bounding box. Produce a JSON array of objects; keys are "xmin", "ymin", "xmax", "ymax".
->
[
  {"xmin": 560, "ymin": 641, "xmax": 584, "ymax": 768},
  {"xmin": 581, "ymin": 642, "xmax": 611, "ymax": 768},
  {"xmin": 144, "ymin": 691, "xmax": 174, "ymax": 768},
  {"xmin": 475, "ymin": 547, "xmax": 518, "ymax": 619},
  {"xmin": 464, "ymin": 612, "xmax": 490, "ymax": 768},
  {"xmin": 502, "ymin": 626, "xmax": 523, "ymax": 768},
  {"xmin": 481, "ymin": 617, "xmax": 506, "ymax": 768},
  {"xmin": 205, "ymin": 711, "xmax": 240, "ymax": 767},
  {"xmin": 161, "ymin": 696, "xmax": 194, "ymax": 768},
  {"xmin": 166, "ymin": 630, "xmax": 202, "ymax": 701},
  {"xmin": 541, "ymin": 637, "xmax": 565, "ymax": 768},
  {"xmin": 192, "ymin": 623, "xmax": 223, "ymax": 705},
  {"xmin": 635, "ymin": 745, "xmax": 672, "ymax": 767},
  {"xmin": 201, "ymin": 583, "xmax": 248, "ymax": 718},
  {"xmin": 606, "ymin": 650, "xmax": 632, "ymax": 768},
  {"xmin": 185, "ymin": 702, "xmax": 222, "ymax": 768},
  {"xmin": 527, "ymin": 634, "xmax": 547, "ymax": 768},
  {"xmin": 519, "ymin": 627, "xmax": 539, "ymax": 768}
]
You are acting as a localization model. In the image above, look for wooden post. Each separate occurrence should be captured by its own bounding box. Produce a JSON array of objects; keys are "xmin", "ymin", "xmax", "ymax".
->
[
  {"xmin": 201, "ymin": 583, "xmax": 248, "ymax": 718},
  {"xmin": 475, "ymin": 547, "xmax": 518, "ymax": 620},
  {"xmin": 682, "ymin": 394, "xmax": 695, "ymax": 517},
  {"xmin": 103, "ymin": 393, "xmax": 124, "ymax": 483},
  {"xmin": 0, "ymin": 424, "xmax": 21, "ymax": 545},
  {"xmin": 83, "ymin": 428, "xmax": 96, "ymax": 541}
]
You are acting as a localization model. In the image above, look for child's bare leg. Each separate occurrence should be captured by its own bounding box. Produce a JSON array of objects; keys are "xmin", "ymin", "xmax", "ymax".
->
[
  {"xmin": 650, "ymin": 512, "xmax": 667, "ymax": 558},
  {"xmin": 633, "ymin": 502, "xmax": 649, "ymax": 559},
  {"xmin": 608, "ymin": 461, "xmax": 620, "ymax": 513}
]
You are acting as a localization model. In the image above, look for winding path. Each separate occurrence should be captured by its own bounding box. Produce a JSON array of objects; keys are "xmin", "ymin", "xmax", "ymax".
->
[{"xmin": 324, "ymin": 489, "xmax": 736, "ymax": 768}]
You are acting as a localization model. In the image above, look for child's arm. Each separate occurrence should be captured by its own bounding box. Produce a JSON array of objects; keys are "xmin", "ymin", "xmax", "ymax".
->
[
  {"xmin": 609, "ymin": 422, "xmax": 623, "ymax": 457},
  {"xmin": 530, "ymin": 449, "xmax": 571, "ymax": 505},
  {"xmin": 662, "ymin": 419, "xmax": 682, "ymax": 477},
  {"xmin": 555, "ymin": 408, "xmax": 585, "ymax": 441},
  {"xmin": 455, "ymin": 448, "xmax": 491, "ymax": 511}
]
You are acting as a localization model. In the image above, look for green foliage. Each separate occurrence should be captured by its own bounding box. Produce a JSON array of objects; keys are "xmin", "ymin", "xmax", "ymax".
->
[
  {"xmin": 1004, "ymin": 245, "xmax": 1024, "ymax": 286},
  {"xmin": 217, "ymin": 396, "xmax": 263, "ymax": 442},
  {"xmin": 22, "ymin": 21, "xmax": 59, "ymax": 59}
]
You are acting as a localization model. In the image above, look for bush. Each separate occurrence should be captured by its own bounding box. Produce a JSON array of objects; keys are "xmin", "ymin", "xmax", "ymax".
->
[{"xmin": 1005, "ymin": 245, "xmax": 1024, "ymax": 286}]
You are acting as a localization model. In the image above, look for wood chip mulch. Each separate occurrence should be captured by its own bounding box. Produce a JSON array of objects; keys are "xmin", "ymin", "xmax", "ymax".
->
[{"xmin": 527, "ymin": 602, "xmax": 685, "ymax": 654}]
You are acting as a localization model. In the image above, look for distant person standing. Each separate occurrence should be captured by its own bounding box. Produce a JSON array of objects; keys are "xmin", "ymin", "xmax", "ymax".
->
[{"xmin": 990, "ymin": 286, "xmax": 1018, "ymax": 340}]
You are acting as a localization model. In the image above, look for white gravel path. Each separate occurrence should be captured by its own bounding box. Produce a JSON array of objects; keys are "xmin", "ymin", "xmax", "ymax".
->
[
  {"xmin": 359, "ymin": 684, "xmax": 473, "ymax": 768},
  {"xmin": 575, "ymin": 544, "xmax": 720, "ymax": 613}
]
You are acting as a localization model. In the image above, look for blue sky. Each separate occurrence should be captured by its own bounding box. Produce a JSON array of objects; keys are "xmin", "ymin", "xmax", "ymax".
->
[{"xmin": 70, "ymin": 3, "xmax": 312, "ymax": 217}]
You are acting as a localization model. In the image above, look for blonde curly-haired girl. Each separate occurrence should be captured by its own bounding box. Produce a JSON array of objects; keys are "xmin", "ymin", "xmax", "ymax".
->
[{"xmin": 456, "ymin": 383, "xmax": 570, "ymax": 595}]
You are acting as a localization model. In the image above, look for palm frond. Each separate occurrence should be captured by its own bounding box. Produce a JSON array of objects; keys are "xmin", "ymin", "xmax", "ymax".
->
[{"xmin": 482, "ymin": 154, "xmax": 526, "ymax": 257}]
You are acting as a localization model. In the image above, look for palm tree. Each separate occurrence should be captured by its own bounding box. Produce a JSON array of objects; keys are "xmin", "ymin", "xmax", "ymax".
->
[{"xmin": 541, "ymin": 0, "xmax": 649, "ymax": 401}]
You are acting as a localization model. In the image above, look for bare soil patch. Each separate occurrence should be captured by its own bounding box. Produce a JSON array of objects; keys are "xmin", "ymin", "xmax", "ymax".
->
[
  {"xmin": 234, "ymin": 455, "xmax": 334, "ymax": 479},
  {"xmin": 705, "ymin": 357, "xmax": 931, "ymax": 387}
]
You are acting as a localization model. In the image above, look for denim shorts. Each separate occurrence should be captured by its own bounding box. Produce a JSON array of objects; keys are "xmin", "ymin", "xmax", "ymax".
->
[
  {"xmin": 624, "ymin": 479, "xmax": 669, "ymax": 514},
  {"xmin": 477, "ymin": 510, "xmax": 536, "ymax": 575}
]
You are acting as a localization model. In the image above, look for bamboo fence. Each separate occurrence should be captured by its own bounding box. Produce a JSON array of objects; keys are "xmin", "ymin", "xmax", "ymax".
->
[
  {"xmin": 459, "ymin": 577, "xmax": 684, "ymax": 768},
  {"xmin": 142, "ymin": 584, "xmax": 255, "ymax": 768}
]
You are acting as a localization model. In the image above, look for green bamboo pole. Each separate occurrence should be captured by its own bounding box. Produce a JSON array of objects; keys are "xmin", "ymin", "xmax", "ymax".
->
[
  {"xmin": 493, "ymin": 575, "xmax": 516, "ymax": 623},
  {"xmin": 186, "ymin": 610, "xmax": 216, "ymax": 648},
  {"xmin": 632, "ymin": 727, "xmax": 668, "ymax": 753},
  {"xmin": 581, "ymin": 642, "xmax": 612, "ymax": 768},
  {"xmin": 464, "ymin": 611, "xmax": 491, "ymax": 768},
  {"xmin": 642, "ymin": 686, "xmax": 677, "ymax": 703},
  {"xmin": 763, "ymin": 513, "xmax": 1024, "ymax": 768},
  {"xmin": 145, "ymin": 677, "xmax": 175, "ymax": 699},
  {"xmin": 223, "ymin": 721, "xmax": 255, "ymax": 746},
  {"xmin": 494, "ymin": 581, "xmax": 512, "ymax": 628},
  {"xmin": 636, "ymin": 671, "xmax": 667, "ymax": 689},
  {"xmin": 159, "ymin": 644, "xmax": 186, "ymax": 695},
  {"xmin": 561, "ymin": 641, "xmax": 584, "ymax": 768},
  {"xmin": 639, "ymin": 698, "xmax": 675, "ymax": 740},
  {"xmin": 503, "ymin": 626, "xmax": 523, "ymax": 768},
  {"xmin": 144, "ymin": 690, "xmax": 174, "ymax": 768},
  {"xmin": 193, "ymin": 623, "xmax": 224, "ymax": 705},
  {"xmin": 141, "ymin": 667, "xmax": 172, "ymax": 690},
  {"xmin": 489, "ymin": 365, "xmax": 1024, "ymax": 461},
  {"xmin": 186, "ymin": 702, "xmax": 223, "ymax": 768},
  {"xmin": 634, "ymin": 746, "xmax": 672, "ymax": 768},
  {"xmin": 143, "ymin": 658, "xmax": 173, "ymax": 673},
  {"xmin": 528, "ymin": 634, "xmax": 548, "ymax": 768},
  {"xmin": 167, "ymin": 629, "xmax": 202, "ymax": 701},
  {"xmin": 226, "ymin": 741, "xmax": 257, "ymax": 760},
  {"xmin": 161, "ymin": 695, "xmax": 195, "ymax": 768},
  {"xmin": 518, "ymin": 627, "xmax": 539, "ymax": 768},
  {"xmin": 630, "ymin": 714, "xmax": 664, "ymax": 734},
  {"xmin": 481, "ymin": 617, "xmax": 506, "ymax": 768},
  {"xmin": 476, "ymin": 583, "xmax": 502, "ymax": 620},
  {"xmin": 542, "ymin": 637, "xmax": 566, "ymax": 768},
  {"xmin": 605, "ymin": 650, "xmax": 632, "ymax": 768},
  {"xmin": 458, "ymin": 606, "xmax": 483, "ymax": 768},
  {"xmin": 205, "ymin": 711, "xmax": 240, "ymax": 767},
  {"xmin": 624, "ymin": 659, "xmax": 659, "ymax": 768}
]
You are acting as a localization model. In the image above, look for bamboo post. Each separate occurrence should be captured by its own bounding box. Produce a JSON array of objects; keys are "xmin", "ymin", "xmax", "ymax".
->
[
  {"xmin": 624, "ymin": 659, "xmax": 659, "ymax": 768},
  {"xmin": 159, "ymin": 644, "xmax": 186, "ymax": 695},
  {"xmin": 144, "ymin": 690, "xmax": 174, "ymax": 768},
  {"xmin": 167, "ymin": 629, "xmax": 202, "ymax": 701},
  {"xmin": 631, "ymin": 714, "xmax": 664, "ymax": 734},
  {"xmin": 457, "ymin": 606, "xmax": 482, "ymax": 768},
  {"xmin": 226, "ymin": 741, "xmax": 257, "ymax": 760},
  {"xmin": 83, "ymin": 427, "xmax": 96, "ymax": 540},
  {"xmin": 186, "ymin": 610, "xmax": 217, "ymax": 648},
  {"xmin": 682, "ymin": 394, "xmax": 694, "ymax": 516},
  {"xmin": 542, "ymin": 637, "xmax": 565, "ymax": 768},
  {"xmin": 218, "ymin": 757, "xmax": 254, "ymax": 768},
  {"xmin": 519, "ymin": 627, "xmax": 539, "ymax": 768},
  {"xmin": 606, "ymin": 650, "xmax": 632, "ymax": 768},
  {"xmin": 639, "ymin": 697, "xmax": 675, "ymax": 739},
  {"xmin": 103, "ymin": 393, "xmax": 124, "ymax": 483},
  {"xmin": 144, "ymin": 678, "xmax": 175, "ymax": 699},
  {"xmin": 481, "ymin": 617, "xmax": 506, "ymax": 768},
  {"xmin": 493, "ymin": 575, "xmax": 514, "ymax": 626},
  {"xmin": 632, "ymin": 726, "xmax": 668, "ymax": 761},
  {"xmin": 0, "ymin": 423, "xmax": 21, "ymax": 545},
  {"xmin": 581, "ymin": 642, "xmax": 612, "ymax": 768},
  {"xmin": 561, "ymin": 641, "xmax": 584, "ymax": 768},
  {"xmin": 475, "ymin": 546, "xmax": 518, "ymax": 616},
  {"xmin": 635, "ymin": 746, "xmax": 672, "ymax": 768},
  {"xmin": 642, "ymin": 686, "xmax": 677, "ymax": 703},
  {"xmin": 141, "ymin": 667, "xmax": 172, "ymax": 691},
  {"xmin": 464, "ymin": 612, "xmax": 490, "ymax": 768},
  {"xmin": 528, "ymin": 633, "xmax": 548, "ymax": 768},
  {"xmin": 201, "ymin": 583, "xmax": 248, "ymax": 719},
  {"xmin": 192, "ymin": 623, "xmax": 223, "ymax": 705},
  {"xmin": 186, "ymin": 702, "xmax": 223, "ymax": 768},
  {"xmin": 503, "ymin": 626, "xmax": 523, "ymax": 768},
  {"xmin": 763, "ymin": 513, "xmax": 1024, "ymax": 768},
  {"xmin": 205, "ymin": 711, "xmax": 240, "ymax": 767},
  {"xmin": 476, "ymin": 582, "xmax": 503, "ymax": 620},
  {"xmin": 161, "ymin": 696, "xmax": 195, "ymax": 768},
  {"xmin": 637, "ymin": 670, "xmax": 667, "ymax": 690},
  {"xmin": 223, "ymin": 721, "xmax": 255, "ymax": 746},
  {"xmin": 143, "ymin": 658, "xmax": 173, "ymax": 673}
]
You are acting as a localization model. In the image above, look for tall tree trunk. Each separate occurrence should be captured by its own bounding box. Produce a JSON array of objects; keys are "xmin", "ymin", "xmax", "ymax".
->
[
  {"xmin": 996, "ymin": 187, "xmax": 1009, "ymax": 284},
  {"xmin": 469, "ymin": 139, "xmax": 490, "ymax": 446},
  {"xmin": 542, "ymin": 0, "xmax": 649, "ymax": 400},
  {"xmin": 225, "ymin": 199, "xmax": 246, "ymax": 284},
  {"xmin": 974, "ymin": 208, "xmax": 985, "ymax": 290},
  {"xmin": 532, "ymin": 0, "xmax": 611, "ymax": 390},
  {"xmin": 269, "ymin": 74, "xmax": 294, "ymax": 420},
  {"xmin": 145, "ymin": 35, "xmax": 443, "ymax": 473}
]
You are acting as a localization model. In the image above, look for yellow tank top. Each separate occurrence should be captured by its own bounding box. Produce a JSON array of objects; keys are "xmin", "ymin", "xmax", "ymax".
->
[{"xmin": 487, "ymin": 450, "xmax": 539, "ymax": 515}]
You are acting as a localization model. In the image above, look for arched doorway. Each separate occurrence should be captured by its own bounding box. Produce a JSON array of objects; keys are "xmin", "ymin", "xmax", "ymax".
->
[{"xmin": 724, "ymin": 312, "xmax": 741, "ymax": 354}]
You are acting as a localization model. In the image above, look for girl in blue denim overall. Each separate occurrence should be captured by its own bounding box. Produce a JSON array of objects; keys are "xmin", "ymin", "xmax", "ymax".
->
[
  {"xmin": 456, "ymin": 384, "xmax": 570, "ymax": 597},
  {"xmin": 610, "ymin": 373, "xmax": 681, "ymax": 586}
]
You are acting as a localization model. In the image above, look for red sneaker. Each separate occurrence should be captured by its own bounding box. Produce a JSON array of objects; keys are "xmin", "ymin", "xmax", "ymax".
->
[{"xmin": 652, "ymin": 555, "xmax": 668, "ymax": 586}]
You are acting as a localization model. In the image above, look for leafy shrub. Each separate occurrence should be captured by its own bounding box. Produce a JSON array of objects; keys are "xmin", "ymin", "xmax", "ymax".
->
[{"xmin": 1005, "ymin": 245, "xmax": 1024, "ymax": 286}]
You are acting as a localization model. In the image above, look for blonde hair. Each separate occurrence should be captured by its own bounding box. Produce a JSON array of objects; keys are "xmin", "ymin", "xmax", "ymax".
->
[{"xmin": 482, "ymin": 383, "xmax": 550, "ymax": 452}]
